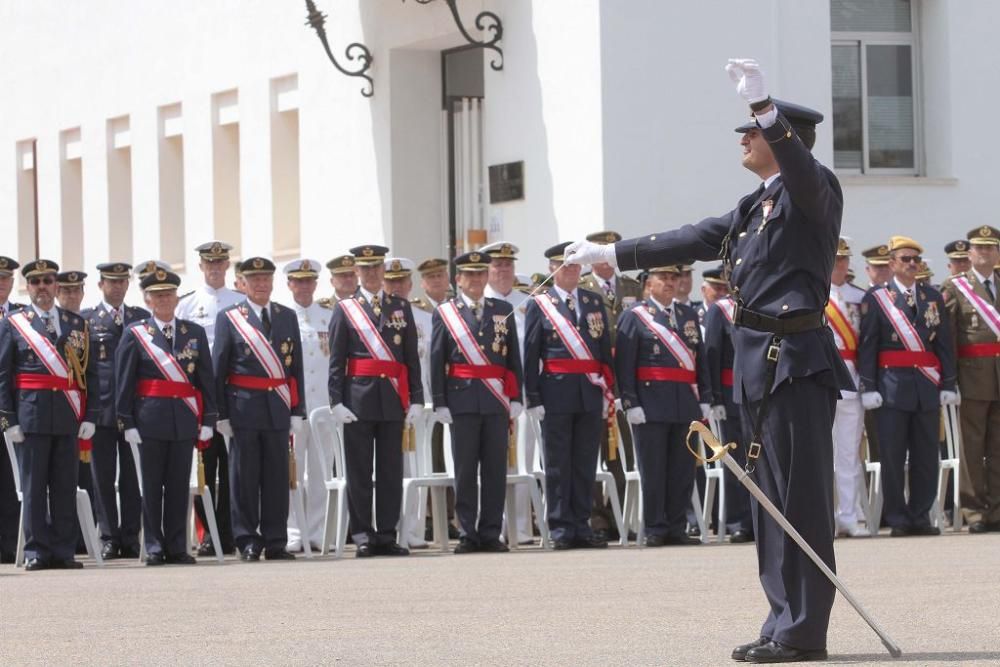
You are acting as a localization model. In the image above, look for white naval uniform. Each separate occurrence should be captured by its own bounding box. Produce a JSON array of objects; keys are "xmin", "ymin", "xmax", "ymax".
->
[
  {"xmin": 484, "ymin": 284, "xmax": 534, "ymax": 542},
  {"xmin": 829, "ymin": 281, "xmax": 868, "ymax": 531},
  {"xmin": 284, "ymin": 301, "xmax": 333, "ymax": 548},
  {"xmin": 175, "ymin": 284, "xmax": 244, "ymax": 352}
]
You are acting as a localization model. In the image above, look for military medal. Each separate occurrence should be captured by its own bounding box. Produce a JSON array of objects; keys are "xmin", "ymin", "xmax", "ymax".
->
[
  {"xmin": 285, "ymin": 355, "xmax": 293, "ymax": 367},
  {"xmin": 99, "ymin": 344, "xmax": 107, "ymax": 360},
  {"xmin": 653, "ymin": 343, "xmax": 660, "ymax": 355},
  {"xmin": 62, "ymin": 313, "xmax": 69, "ymax": 322},
  {"xmin": 582, "ymin": 295, "xmax": 590, "ymax": 304},
  {"xmin": 924, "ymin": 302, "xmax": 940, "ymax": 328},
  {"xmin": 972, "ymin": 313, "xmax": 980, "ymax": 329},
  {"xmin": 187, "ymin": 362, "xmax": 196, "ymax": 373},
  {"xmin": 393, "ymin": 334, "xmax": 402, "ymax": 345},
  {"xmin": 280, "ymin": 341, "xmax": 290, "ymax": 354},
  {"xmin": 180, "ymin": 324, "xmax": 188, "ymax": 334},
  {"xmin": 492, "ymin": 341, "xmax": 500, "ymax": 352}
]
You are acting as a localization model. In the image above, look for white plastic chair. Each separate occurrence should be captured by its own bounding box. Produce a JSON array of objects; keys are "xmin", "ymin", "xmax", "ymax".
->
[
  {"xmin": 504, "ymin": 415, "xmax": 550, "ymax": 549},
  {"xmin": 699, "ymin": 416, "xmax": 728, "ymax": 543},
  {"xmin": 399, "ymin": 405, "xmax": 454, "ymax": 552},
  {"xmin": 5, "ymin": 434, "xmax": 103, "ymax": 567},
  {"xmin": 860, "ymin": 430, "xmax": 882, "ymax": 536},
  {"xmin": 619, "ymin": 419, "xmax": 644, "ymax": 546},
  {"xmin": 307, "ymin": 406, "xmax": 349, "ymax": 557},
  {"xmin": 933, "ymin": 404, "xmax": 962, "ymax": 531},
  {"xmin": 595, "ymin": 424, "xmax": 627, "ymax": 547}
]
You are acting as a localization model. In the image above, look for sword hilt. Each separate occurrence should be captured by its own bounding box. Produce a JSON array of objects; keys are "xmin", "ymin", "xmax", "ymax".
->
[{"xmin": 685, "ymin": 421, "xmax": 736, "ymax": 464}]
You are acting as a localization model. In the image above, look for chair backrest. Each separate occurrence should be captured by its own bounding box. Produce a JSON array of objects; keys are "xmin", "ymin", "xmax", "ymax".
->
[
  {"xmin": 309, "ymin": 406, "xmax": 345, "ymax": 483},
  {"xmin": 4, "ymin": 434, "xmax": 22, "ymax": 496},
  {"xmin": 614, "ymin": 412, "xmax": 638, "ymax": 474},
  {"xmin": 410, "ymin": 404, "xmax": 433, "ymax": 476},
  {"xmin": 941, "ymin": 404, "xmax": 961, "ymax": 461},
  {"xmin": 433, "ymin": 408, "xmax": 456, "ymax": 477},
  {"xmin": 528, "ymin": 414, "xmax": 545, "ymax": 472}
]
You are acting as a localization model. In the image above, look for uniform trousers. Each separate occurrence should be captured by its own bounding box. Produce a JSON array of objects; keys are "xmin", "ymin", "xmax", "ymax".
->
[
  {"xmin": 721, "ymin": 413, "xmax": 753, "ymax": 534},
  {"xmin": 450, "ymin": 413, "xmax": 508, "ymax": 544},
  {"xmin": 958, "ymin": 397, "xmax": 1000, "ymax": 524},
  {"xmin": 229, "ymin": 428, "xmax": 290, "ymax": 551},
  {"xmin": 139, "ymin": 438, "xmax": 194, "ymax": 556},
  {"xmin": 741, "ymin": 377, "xmax": 837, "ymax": 651},
  {"xmin": 541, "ymin": 411, "xmax": 602, "ymax": 542},
  {"xmin": 287, "ymin": 425, "xmax": 333, "ymax": 548},
  {"xmin": 194, "ymin": 432, "xmax": 234, "ymax": 547},
  {"xmin": 90, "ymin": 425, "xmax": 141, "ymax": 548},
  {"xmin": 343, "ymin": 419, "xmax": 403, "ymax": 546},
  {"xmin": 876, "ymin": 406, "xmax": 938, "ymax": 529},
  {"xmin": 633, "ymin": 421, "xmax": 694, "ymax": 538},
  {"xmin": 832, "ymin": 395, "xmax": 866, "ymax": 528},
  {"xmin": 0, "ymin": 442, "xmax": 20, "ymax": 554},
  {"xmin": 14, "ymin": 434, "xmax": 78, "ymax": 562}
]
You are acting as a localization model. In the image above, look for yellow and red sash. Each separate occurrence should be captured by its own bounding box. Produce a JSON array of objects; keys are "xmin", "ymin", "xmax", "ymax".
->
[{"xmin": 824, "ymin": 297, "xmax": 858, "ymax": 362}]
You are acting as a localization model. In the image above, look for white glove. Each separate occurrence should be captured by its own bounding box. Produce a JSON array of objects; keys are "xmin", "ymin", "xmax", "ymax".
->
[
  {"xmin": 699, "ymin": 403, "xmax": 712, "ymax": 421},
  {"xmin": 405, "ymin": 404, "xmax": 424, "ymax": 426},
  {"xmin": 709, "ymin": 404, "xmax": 727, "ymax": 421},
  {"xmin": 123, "ymin": 428, "xmax": 142, "ymax": 446},
  {"xmin": 861, "ymin": 392, "xmax": 883, "ymax": 411},
  {"xmin": 434, "ymin": 407, "xmax": 453, "ymax": 424},
  {"xmin": 626, "ymin": 407, "xmax": 647, "ymax": 425},
  {"xmin": 527, "ymin": 406, "xmax": 545, "ymax": 421},
  {"xmin": 216, "ymin": 419, "xmax": 234, "ymax": 438},
  {"xmin": 940, "ymin": 390, "xmax": 961, "ymax": 407},
  {"xmin": 290, "ymin": 415, "xmax": 306, "ymax": 436},
  {"xmin": 329, "ymin": 403, "xmax": 358, "ymax": 425},
  {"xmin": 509, "ymin": 401, "xmax": 524, "ymax": 420},
  {"xmin": 726, "ymin": 58, "xmax": 768, "ymax": 105},
  {"xmin": 78, "ymin": 421, "xmax": 96, "ymax": 440},
  {"xmin": 198, "ymin": 426, "xmax": 214, "ymax": 442},
  {"xmin": 4, "ymin": 425, "xmax": 25, "ymax": 444},
  {"xmin": 563, "ymin": 240, "xmax": 618, "ymax": 269}
]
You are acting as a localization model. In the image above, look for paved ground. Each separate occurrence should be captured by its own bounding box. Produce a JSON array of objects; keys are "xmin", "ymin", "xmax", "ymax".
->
[{"xmin": 2, "ymin": 531, "xmax": 999, "ymax": 665}]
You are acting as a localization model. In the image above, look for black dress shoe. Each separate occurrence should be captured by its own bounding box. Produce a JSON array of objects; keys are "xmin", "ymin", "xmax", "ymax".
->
[
  {"xmin": 355, "ymin": 543, "xmax": 374, "ymax": 558},
  {"xmin": 479, "ymin": 539, "xmax": 509, "ymax": 553},
  {"xmin": 573, "ymin": 535, "xmax": 608, "ymax": 549},
  {"xmin": 145, "ymin": 553, "xmax": 166, "ymax": 566},
  {"xmin": 912, "ymin": 525, "xmax": 941, "ymax": 536},
  {"xmin": 889, "ymin": 526, "xmax": 910, "ymax": 537},
  {"xmin": 987, "ymin": 521, "xmax": 1000, "ymax": 532},
  {"xmin": 745, "ymin": 640, "xmax": 827, "ymax": 663},
  {"xmin": 687, "ymin": 525, "xmax": 701, "ymax": 538},
  {"xmin": 592, "ymin": 528, "xmax": 611, "ymax": 543},
  {"xmin": 120, "ymin": 544, "xmax": 142, "ymax": 559},
  {"xmin": 0, "ymin": 551, "xmax": 15, "ymax": 564},
  {"xmin": 240, "ymin": 546, "xmax": 261, "ymax": 562},
  {"xmin": 644, "ymin": 534, "xmax": 668, "ymax": 547},
  {"xmin": 264, "ymin": 548, "xmax": 296, "ymax": 561},
  {"xmin": 196, "ymin": 540, "xmax": 216, "ymax": 557},
  {"xmin": 101, "ymin": 542, "xmax": 121, "ymax": 560},
  {"xmin": 166, "ymin": 553, "xmax": 197, "ymax": 565},
  {"xmin": 663, "ymin": 534, "xmax": 701, "ymax": 546},
  {"xmin": 730, "ymin": 529, "xmax": 755, "ymax": 544},
  {"xmin": 448, "ymin": 524, "xmax": 461, "ymax": 540},
  {"xmin": 25, "ymin": 557, "xmax": 48, "ymax": 571},
  {"xmin": 454, "ymin": 538, "xmax": 479, "ymax": 554},
  {"xmin": 52, "ymin": 559, "xmax": 83, "ymax": 569},
  {"xmin": 381, "ymin": 542, "xmax": 410, "ymax": 556},
  {"xmin": 732, "ymin": 637, "xmax": 769, "ymax": 661},
  {"xmin": 969, "ymin": 520, "xmax": 989, "ymax": 534},
  {"xmin": 551, "ymin": 538, "xmax": 574, "ymax": 550}
]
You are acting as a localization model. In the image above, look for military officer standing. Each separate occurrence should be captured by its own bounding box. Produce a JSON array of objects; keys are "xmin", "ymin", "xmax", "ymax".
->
[
  {"xmin": 941, "ymin": 226, "xmax": 1000, "ymax": 533},
  {"xmin": 327, "ymin": 245, "xmax": 424, "ymax": 557},
  {"xmin": 945, "ymin": 241, "xmax": 972, "ymax": 277},
  {"xmin": 0, "ymin": 256, "xmax": 23, "ymax": 563},
  {"xmin": 55, "ymin": 271, "xmax": 87, "ymax": 314},
  {"xmin": 321, "ymin": 255, "xmax": 359, "ymax": 307},
  {"xmin": 564, "ymin": 60, "xmax": 852, "ymax": 661},
  {"xmin": 213, "ymin": 257, "xmax": 306, "ymax": 561},
  {"xmin": 116, "ymin": 269, "xmax": 217, "ymax": 564},
  {"xmin": 861, "ymin": 245, "xmax": 893, "ymax": 288},
  {"xmin": 827, "ymin": 239, "xmax": 869, "ymax": 537},
  {"xmin": 615, "ymin": 265, "xmax": 710, "ymax": 546},
  {"xmin": 176, "ymin": 240, "xmax": 242, "ymax": 555},
  {"xmin": 858, "ymin": 236, "xmax": 958, "ymax": 537},
  {"xmin": 524, "ymin": 242, "xmax": 613, "ymax": 550},
  {"xmin": 0, "ymin": 259, "xmax": 98, "ymax": 570},
  {"xmin": 283, "ymin": 259, "xmax": 333, "ymax": 551},
  {"xmin": 414, "ymin": 258, "xmax": 451, "ymax": 311},
  {"xmin": 674, "ymin": 264, "xmax": 704, "ymax": 320},
  {"xmin": 431, "ymin": 251, "xmax": 523, "ymax": 553},
  {"xmin": 82, "ymin": 262, "xmax": 149, "ymax": 559},
  {"xmin": 699, "ymin": 265, "xmax": 729, "ymax": 311}
]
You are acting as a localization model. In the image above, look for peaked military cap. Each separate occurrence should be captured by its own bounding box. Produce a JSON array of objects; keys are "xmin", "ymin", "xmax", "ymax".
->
[
  {"xmin": 22, "ymin": 259, "xmax": 59, "ymax": 278},
  {"xmin": 136, "ymin": 260, "xmax": 171, "ymax": 279},
  {"xmin": 837, "ymin": 237, "xmax": 852, "ymax": 257},
  {"xmin": 889, "ymin": 236, "xmax": 923, "ymax": 254},
  {"xmin": 585, "ymin": 231, "xmax": 622, "ymax": 245},
  {"xmin": 284, "ymin": 258, "xmax": 321, "ymax": 279},
  {"xmin": 57, "ymin": 270, "xmax": 87, "ymax": 286},
  {"xmin": 453, "ymin": 251, "xmax": 491, "ymax": 272},
  {"xmin": 326, "ymin": 254, "xmax": 356, "ymax": 274},
  {"xmin": 238, "ymin": 256, "xmax": 276, "ymax": 276},
  {"xmin": 735, "ymin": 98, "xmax": 824, "ymax": 133},
  {"xmin": 0, "ymin": 256, "xmax": 20, "ymax": 277},
  {"xmin": 967, "ymin": 225, "xmax": 1000, "ymax": 246},
  {"xmin": 196, "ymin": 240, "xmax": 233, "ymax": 261},
  {"xmin": 915, "ymin": 260, "xmax": 933, "ymax": 281},
  {"xmin": 944, "ymin": 240, "xmax": 969, "ymax": 259},
  {"xmin": 349, "ymin": 244, "xmax": 388, "ymax": 266},
  {"xmin": 515, "ymin": 272, "xmax": 531, "ymax": 287},
  {"xmin": 861, "ymin": 244, "xmax": 891, "ymax": 266},
  {"xmin": 383, "ymin": 257, "xmax": 415, "ymax": 279},
  {"xmin": 141, "ymin": 268, "xmax": 182, "ymax": 292},
  {"xmin": 702, "ymin": 265, "xmax": 727, "ymax": 286},
  {"xmin": 649, "ymin": 265, "xmax": 682, "ymax": 275},
  {"xmin": 417, "ymin": 258, "xmax": 449, "ymax": 275},
  {"xmin": 678, "ymin": 264, "xmax": 694, "ymax": 273},
  {"xmin": 480, "ymin": 241, "xmax": 519, "ymax": 260},
  {"xmin": 96, "ymin": 262, "xmax": 132, "ymax": 279},
  {"xmin": 544, "ymin": 242, "xmax": 573, "ymax": 262}
]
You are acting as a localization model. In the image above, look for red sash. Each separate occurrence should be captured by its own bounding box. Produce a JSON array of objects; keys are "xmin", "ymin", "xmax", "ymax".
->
[
  {"xmin": 227, "ymin": 374, "xmax": 300, "ymax": 408},
  {"xmin": 872, "ymin": 288, "xmax": 940, "ymax": 386},
  {"xmin": 136, "ymin": 379, "xmax": 212, "ymax": 448},
  {"xmin": 878, "ymin": 350, "xmax": 941, "ymax": 369},
  {"xmin": 720, "ymin": 368, "xmax": 734, "ymax": 387},
  {"xmin": 448, "ymin": 363, "xmax": 519, "ymax": 398},
  {"xmin": 346, "ymin": 359, "xmax": 409, "ymax": 410},
  {"xmin": 636, "ymin": 367, "xmax": 696, "ymax": 383},
  {"xmin": 958, "ymin": 343, "xmax": 1000, "ymax": 358}
]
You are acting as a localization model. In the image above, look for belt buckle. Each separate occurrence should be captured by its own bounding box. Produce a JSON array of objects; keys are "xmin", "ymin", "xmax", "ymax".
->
[
  {"xmin": 766, "ymin": 343, "xmax": 780, "ymax": 363},
  {"xmin": 747, "ymin": 441, "xmax": 762, "ymax": 459}
]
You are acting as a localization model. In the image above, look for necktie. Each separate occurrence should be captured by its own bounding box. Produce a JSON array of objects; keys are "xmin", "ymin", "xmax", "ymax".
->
[
  {"xmin": 905, "ymin": 290, "xmax": 915, "ymax": 309},
  {"xmin": 163, "ymin": 323, "xmax": 173, "ymax": 341},
  {"xmin": 566, "ymin": 294, "xmax": 578, "ymax": 324},
  {"xmin": 112, "ymin": 307, "xmax": 122, "ymax": 326},
  {"xmin": 42, "ymin": 314, "xmax": 56, "ymax": 340},
  {"xmin": 986, "ymin": 279, "xmax": 995, "ymax": 302},
  {"xmin": 473, "ymin": 301, "xmax": 482, "ymax": 322},
  {"xmin": 371, "ymin": 294, "xmax": 382, "ymax": 317},
  {"xmin": 603, "ymin": 280, "xmax": 614, "ymax": 299},
  {"xmin": 261, "ymin": 306, "xmax": 271, "ymax": 338}
]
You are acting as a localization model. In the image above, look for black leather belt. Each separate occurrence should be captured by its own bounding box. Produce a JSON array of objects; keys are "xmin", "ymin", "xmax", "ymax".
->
[{"xmin": 733, "ymin": 302, "xmax": 825, "ymax": 335}]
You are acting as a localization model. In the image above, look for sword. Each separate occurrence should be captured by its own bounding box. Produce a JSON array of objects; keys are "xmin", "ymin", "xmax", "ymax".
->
[
  {"xmin": 686, "ymin": 421, "xmax": 903, "ymax": 659},
  {"xmin": 501, "ymin": 262, "xmax": 568, "ymax": 323}
]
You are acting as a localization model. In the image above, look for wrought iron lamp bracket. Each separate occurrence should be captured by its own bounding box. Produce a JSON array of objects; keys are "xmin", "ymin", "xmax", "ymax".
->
[
  {"xmin": 304, "ymin": 0, "xmax": 375, "ymax": 97},
  {"xmin": 407, "ymin": 0, "xmax": 503, "ymax": 70}
]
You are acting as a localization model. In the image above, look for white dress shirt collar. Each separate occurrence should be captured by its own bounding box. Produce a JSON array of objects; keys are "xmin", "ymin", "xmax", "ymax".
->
[
  {"xmin": 32, "ymin": 304, "xmax": 60, "ymax": 335},
  {"xmin": 359, "ymin": 286, "xmax": 382, "ymax": 304},
  {"xmin": 972, "ymin": 268, "xmax": 994, "ymax": 286},
  {"xmin": 552, "ymin": 285, "xmax": 579, "ymax": 303},
  {"xmin": 763, "ymin": 173, "xmax": 781, "ymax": 189},
  {"xmin": 246, "ymin": 300, "xmax": 270, "ymax": 320},
  {"xmin": 154, "ymin": 316, "xmax": 176, "ymax": 332},
  {"xmin": 893, "ymin": 277, "xmax": 916, "ymax": 296},
  {"xmin": 648, "ymin": 295, "xmax": 672, "ymax": 313}
]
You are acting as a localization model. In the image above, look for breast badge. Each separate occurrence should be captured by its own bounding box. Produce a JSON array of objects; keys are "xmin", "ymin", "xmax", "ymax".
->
[
  {"xmin": 683, "ymin": 319, "xmax": 700, "ymax": 345},
  {"xmin": 923, "ymin": 302, "xmax": 940, "ymax": 328},
  {"xmin": 187, "ymin": 362, "xmax": 196, "ymax": 374},
  {"xmin": 318, "ymin": 331, "xmax": 330, "ymax": 356},
  {"xmin": 285, "ymin": 355, "xmax": 293, "ymax": 367},
  {"xmin": 652, "ymin": 343, "xmax": 661, "ymax": 356},
  {"xmin": 387, "ymin": 310, "xmax": 407, "ymax": 331},
  {"xmin": 586, "ymin": 312, "xmax": 604, "ymax": 339},
  {"xmin": 393, "ymin": 334, "xmax": 402, "ymax": 345}
]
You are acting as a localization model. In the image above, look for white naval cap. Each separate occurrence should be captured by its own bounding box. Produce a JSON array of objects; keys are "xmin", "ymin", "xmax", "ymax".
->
[
  {"xmin": 283, "ymin": 258, "xmax": 322, "ymax": 279},
  {"xmin": 480, "ymin": 241, "xmax": 519, "ymax": 259},
  {"xmin": 383, "ymin": 256, "xmax": 416, "ymax": 279}
]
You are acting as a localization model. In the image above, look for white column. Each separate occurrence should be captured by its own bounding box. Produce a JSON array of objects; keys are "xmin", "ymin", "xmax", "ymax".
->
[
  {"xmin": 182, "ymin": 91, "xmax": 213, "ymax": 280},
  {"xmin": 130, "ymin": 106, "xmax": 161, "ymax": 265},
  {"xmin": 237, "ymin": 77, "xmax": 274, "ymax": 258},
  {"xmin": 35, "ymin": 133, "xmax": 63, "ymax": 261}
]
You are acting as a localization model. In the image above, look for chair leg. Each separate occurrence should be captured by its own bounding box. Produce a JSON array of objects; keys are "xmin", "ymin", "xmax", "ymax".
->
[
  {"xmin": 199, "ymin": 486, "xmax": 224, "ymax": 564},
  {"xmin": 528, "ymin": 481, "xmax": 549, "ymax": 549},
  {"xmin": 504, "ymin": 483, "xmax": 518, "ymax": 549},
  {"xmin": 431, "ymin": 486, "xmax": 449, "ymax": 552},
  {"xmin": 702, "ymin": 475, "xmax": 716, "ymax": 540},
  {"xmin": 952, "ymin": 465, "xmax": 962, "ymax": 532},
  {"xmin": 398, "ymin": 482, "xmax": 412, "ymax": 549},
  {"xmin": 321, "ymin": 491, "xmax": 334, "ymax": 556},
  {"xmin": 690, "ymin": 484, "xmax": 707, "ymax": 544},
  {"xmin": 76, "ymin": 489, "xmax": 103, "ymax": 566},
  {"xmin": 335, "ymin": 491, "xmax": 349, "ymax": 557},
  {"xmin": 717, "ymin": 473, "xmax": 727, "ymax": 543},
  {"xmin": 604, "ymin": 480, "xmax": 626, "ymax": 547},
  {"xmin": 290, "ymin": 488, "xmax": 312, "ymax": 558}
]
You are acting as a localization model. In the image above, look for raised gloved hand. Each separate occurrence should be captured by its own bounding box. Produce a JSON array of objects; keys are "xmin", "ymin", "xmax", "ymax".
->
[
  {"xmin": 861, "ymin": 392, "xmax": 883, "ymax": 411},
  {"xmin": 405, "ymin": 404, "xmax": 424, "ymax": 426},
  {"xmin": 699, "ymin": 403, "xmax": 712, "ymax": 421},
  {"xmin": 709, "ymin": 404, "xmax": 727, "ymax": 421},
  {"xmin": 78, "ymin": 421, "xmax": 96, "ymax": 440},
  {"xmin": 198, "ymin": 426, "xmax": 214, "ymax": 442},
  {"xmin": 509, "ymin": 401, "xmax": 524, "ymax": 420},
  {"xmin": 939, "ymin": 390, "xmax": 961, "ymax": 407},
  {"xmin": 527, "ymin": 406, "xmax": 546, "ymax": 422},
  {"xmin": 626, "ymin": 407, "xmax": 647, "ymax": 425},
  {"xmin": 216, "ymin": 419, "xmax": 234, "ymax": 438},
  {"xmin": 563, "ymin": 240, "xmax": 618, "ymax": 269},
  {"xmin": 434, "ymin": 407, "xmax": 453, "ymax": 425},
  {"xmin": 726, "ymin": 58, "xmax": 768, "ymax": 105},
  {"xmin": 290, "ymin": 415, "xmax": 306, "ymax": 437},
  {"xmin": 123, "ymin": 428, "xmax": 142, "ymax": 446},
  {"xmin": 4, "ymin": 425, "xmax": 25, "ymax": 444},
  {"xmin": 329, "ymin": 403, "xmax": 358, "ymax": 425}
]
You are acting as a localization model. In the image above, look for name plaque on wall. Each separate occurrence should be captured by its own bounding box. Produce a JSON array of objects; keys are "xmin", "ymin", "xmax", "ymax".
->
[{"xmin": 488, "ymin": 161, "xmax": 524, "ymax": 204}]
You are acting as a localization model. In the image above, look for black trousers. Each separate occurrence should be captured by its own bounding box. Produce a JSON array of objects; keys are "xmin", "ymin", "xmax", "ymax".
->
[
  {"xmin": 633, "ymin": 421, "xmax": 694, "ymax": 538},
  {"xmin": 343, "ymin": 419, "xmax": 403, "ymax": 546},
  {"xmin": 450, "ymin": 413, "xmax": 508, "ymax": 544},
  {"xmin": 194, "ymin": 431, "xmax": 233, "ymax": 547},
  {"xmin": 139, "ymin": 438, "xmax": 194, "ymax": 556},
  {"xmin": 0, "ymin": 441, "xmax": 20, "ymax": 553},
  {"xmin": 14, "ymin": 434, "xmax": 78, "ymax": 562},
  {"xmin": 541, "ymin": 411, "xmax": 602, "ymax": 542},
  {"xmin": 876, "ymin": 406, "xmax": 938, "ymax": 529},
  {"xmin": 229, "ymin": 428, "xmax": 289, "ymax": 551},
  {"xmin": 722, "ymin": 413, "xmax": 753, "ymax": 533},
  {"xmin": 741, "ymin": 377, "xmax": 837, "ymax": 651},
  {"xmin": 89, "ymin": 425, "xmax": 141, "ymax": 548}
]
